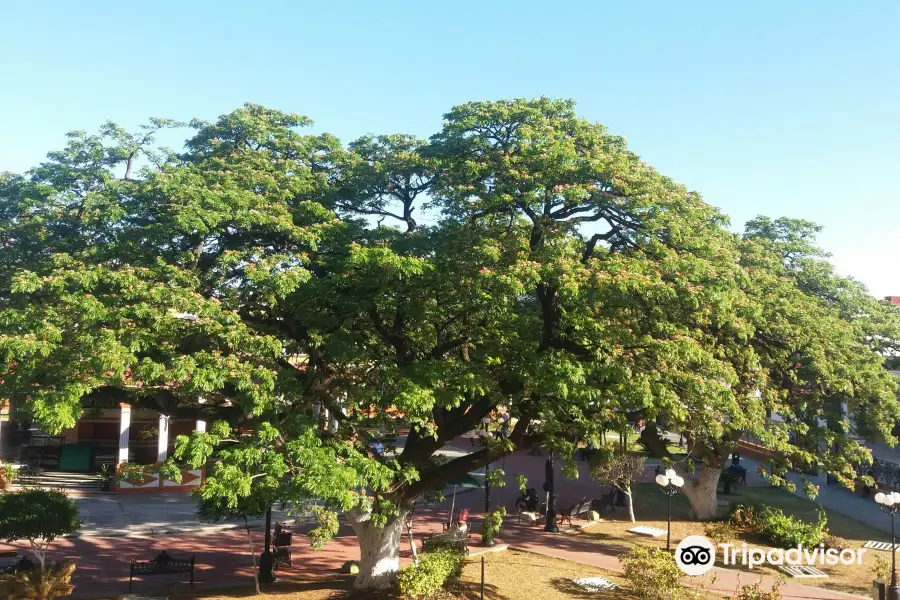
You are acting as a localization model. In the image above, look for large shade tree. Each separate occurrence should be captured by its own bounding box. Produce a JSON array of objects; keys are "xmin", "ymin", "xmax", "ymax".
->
[{"xmin": 1, "ymin": 99, "xmax": 897, "ymax": 587}]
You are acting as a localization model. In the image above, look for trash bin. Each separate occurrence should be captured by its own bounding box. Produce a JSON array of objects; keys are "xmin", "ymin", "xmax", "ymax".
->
[{"xmin": 873, "ymin": 578, "xmax": 885, "ymax": 600}]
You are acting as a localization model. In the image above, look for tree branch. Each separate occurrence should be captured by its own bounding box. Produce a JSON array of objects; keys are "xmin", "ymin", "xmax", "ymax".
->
[
  {"xmin": 431, "ymin": 336, "xmax": 469, "ymax": 359},
  {"xmin": 400, "ymin": 398, "xmax": 493, "ymax": 466},
  {"xmin": 402, "ymin": 408, "xmax": 533, "ymax": 501}
]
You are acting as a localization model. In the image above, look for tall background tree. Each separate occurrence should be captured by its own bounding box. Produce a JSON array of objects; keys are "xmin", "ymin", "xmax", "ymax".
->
[{"xmin": 1, "ymin": 98, "xmax": 897, "ymax": 587}]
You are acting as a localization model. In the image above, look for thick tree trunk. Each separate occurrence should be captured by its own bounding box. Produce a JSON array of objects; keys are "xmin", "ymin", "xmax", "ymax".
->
[
  {"xmin": 639, "ymin": 423, "xmax": 672, "ymax": 458},
  {"xmin": 348, "ymin": 509, "xmax": 408, "ymax": 589},
  {"xmin": 681, "ymin": 464, "xmax": 722, "ymax": 520}
]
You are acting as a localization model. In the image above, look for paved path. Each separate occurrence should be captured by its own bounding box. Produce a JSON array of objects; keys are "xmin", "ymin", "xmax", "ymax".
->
[
  {"xmin": 497, "ymin": 520, "xmax": 864, "ymax": 599},
  {"xmin": 5, "ymin": 442, "xmax": 879, "ymax": 598},
  {"xmin": 786, "ymin": 470, "xmax": 893, "ymax": 535},
  {"xmin": 442, "ymin": 449, "xmax": 866, "ymax": 599},
  {"xmin": 71, "ymin": 492, "xmax": 303, "ymax": 537},
  {"xmin": 732, "ymin": 454, "xmax": 893, "ymax": 535},
  {"xmin": 1, "ymin": 500, "xmax": 864, "ymax": 599}
]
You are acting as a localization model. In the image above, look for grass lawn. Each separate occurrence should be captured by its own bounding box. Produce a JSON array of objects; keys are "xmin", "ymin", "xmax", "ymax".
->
[
  {"xmin": 164, "ymin": 550, "xmax": 634, "ymax": 600},
  {"xmin": 580, "ymin": 482, "xmax": 891, "ymax": 597},
  {"xmin": 169, "ymin": 575, "xmax": 355, "ymax": 599}
]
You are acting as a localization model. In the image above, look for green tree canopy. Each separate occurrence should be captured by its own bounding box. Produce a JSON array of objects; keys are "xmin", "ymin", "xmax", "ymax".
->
[
  {"xmin": 0, "ymin": 489, "xmax": 80, "ymax": 570},
  {"xmin": 1, "ymin": 98, "xmax": 897, "ymax": 586}
]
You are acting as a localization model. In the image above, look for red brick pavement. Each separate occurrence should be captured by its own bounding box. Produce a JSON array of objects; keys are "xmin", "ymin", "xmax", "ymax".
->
[
  {"xmin": 0, "ymin": 529, "xmax": 363, "ymax": 598},
  {"xmin": 0, "ymin": 448, "xmax": 865, "ymax": 599}
]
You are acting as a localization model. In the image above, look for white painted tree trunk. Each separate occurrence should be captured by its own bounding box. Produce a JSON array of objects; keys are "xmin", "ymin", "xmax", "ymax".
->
[
  {"xmin": 406, "ymin": 514, "xmax": 419, "ymax": 566},
  {"xmin": 348, "ymin": 510, "xmax": 408, "ymax": 589},
  {"xmin": 681, "ymin": 464, "xmax": 721, "ymax": 520},
  {"xmin": 624, "ymin": 488, "xmax": 636, "ymax": 522},
  {"xmin": 245, "ymin": 524, "xmax": 260, "ymax": 595},
  {"xmin": 31, "ymin": 543, "xmax": 46, "ymax": 572}
]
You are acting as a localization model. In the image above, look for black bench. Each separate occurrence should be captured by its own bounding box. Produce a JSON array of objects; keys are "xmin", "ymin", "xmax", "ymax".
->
[
  {"xmin": 0, "ymin": 550, "xmax": 33, "ymax": 575},
  {"xmin": 273, "ymin": 523, "xmax": 293, "ymax": 570},
  {"xmin": 573, "ymin": 499, "xmax": 593, "ymax": 520},
  {"xmin": 556, "ymin": 502, "xmax": 580, "ymax": 526},
  {"xmin": 129, "ymin": 551, "xmax": 195, "ymax": 592},
  {"xmin": 423, "ymin": 528, "xmax": 470, "ymax": 555}
]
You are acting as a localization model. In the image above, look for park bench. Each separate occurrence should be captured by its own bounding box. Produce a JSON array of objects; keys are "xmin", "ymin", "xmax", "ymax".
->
[
  {"xmin": 129, "ymin": 551, "xmax": 195, "ymax": 592},
  {"xmin": 573, "ymin": 498, "xmax": 593, "ymax": 520},
  {"xmin": 556, "ymin": 502, "xmax": 579, "ymax": 526},
  {"xmin": 422, "ymin": 527, "xmax": 470, "ymax": 555},
  {"xmin": 593, "ymin": 487, "xmax": 625, "ymax": 514},
  {"xmin": 0, "ymin": 550, "xmax": 33, "ymax": 575},
  {"xmin": 556, "ymin": 498, "xmax": 594, "ymax": 526},
  {"xmin": 273, "ymin": 522, "xmax": 293, "ymax": 570}
]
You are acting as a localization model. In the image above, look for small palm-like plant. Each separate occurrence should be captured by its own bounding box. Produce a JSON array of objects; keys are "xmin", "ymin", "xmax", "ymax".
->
[
  {"xmin": 11, "ymin": 560, "xmax": 76, "ymax": 600},
  {"xmin": 0, "ymin": 462, "xmax": 17, "ymax": 489}
]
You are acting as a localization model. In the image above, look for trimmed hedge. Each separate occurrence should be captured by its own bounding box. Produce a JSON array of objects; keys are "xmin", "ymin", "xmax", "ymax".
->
[
  {"xmin": 621, "ymin": 546, "xmax": 684, "ymax": 600},
  {"xmin": 398, "ymin": 547, "xmax": 465, "ymax": 598},
  {"xmin": 757, "ymin": 506, "xmax": 827, "ymax": 549}
]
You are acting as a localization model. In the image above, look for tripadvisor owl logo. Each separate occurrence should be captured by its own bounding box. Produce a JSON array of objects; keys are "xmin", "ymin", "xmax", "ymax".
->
[
  {"xmin": 675, "ymin": 536, "xmax": 716, "ymax": 576},
  {"xmin": 675, "ymin": 534, "xmax": 867, "ymax": 576}
]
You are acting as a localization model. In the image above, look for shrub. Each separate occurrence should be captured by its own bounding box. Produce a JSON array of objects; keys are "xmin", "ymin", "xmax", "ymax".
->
[
  {"xmin": 822, "ymin": 533, "xmax": 850, "ymax": 551},
  {"xmin": 481, "ymin": 506, "xmax": 506, "ymax": 544},
  {"xmin": 705, "ymin": 521, "xmax": 736, "ymax": 544},
  {"xmin": 398, "ymin": 547, "xmax": 465, "ymax": 598},
  {"xmin": 729, "ymin": 503, "xmax": 761, "ymax": 532},
  {"xmin": 757, "ymin": 506, "xmax": 827, "ymax": 549},
  {"xmin": 0, "ymin": 462, "xmax": 17, "ymax": 484},
  {"xmin": 9, "ymin": 560, "xmax": 76, "ymax": 600},
  {"xmin": 731, "ymin": 579, "xmax": 783, "ymax": 600},
  {"xmin": 621, "ymin": 546, "xmax": 685, "ymax": 600},
  {"xmin": 872, "ymin": 554, "xmax": 891, "ymax": 583}
]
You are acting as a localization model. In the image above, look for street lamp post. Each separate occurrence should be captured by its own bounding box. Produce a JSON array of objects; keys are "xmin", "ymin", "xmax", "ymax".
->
[
  {"xmin": 875, "ymin": 491, "xmax": 900, "ymax": 600},
  {"xmin": 258, "ymin": 506, "xmax": 276, "ymax": 584},
  {"xmin": 482, "ymin": 420, "xmax": 494, "ymax": 547},
  {"xmin": 655, "ymin": 468, "xmax": 684, "ymax": 552},
  {"xmin": 544, "ymin": 452, "xmax": 559, "ymax": 533}
]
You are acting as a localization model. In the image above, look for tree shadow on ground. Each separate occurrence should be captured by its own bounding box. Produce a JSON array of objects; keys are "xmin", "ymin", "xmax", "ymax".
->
[
  {"xmin": 567, "ymin": 530, "xmax": 632, "ymax": 554},
  {"xmin": 456, "ymin": 581, "xmax": 507, "ymax": 600},
  {"xmin": 170, "ymin": 575, "xmax": 355, "ymax": 599}
]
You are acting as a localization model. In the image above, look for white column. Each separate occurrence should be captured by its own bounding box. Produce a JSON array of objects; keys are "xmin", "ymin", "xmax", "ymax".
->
[
  {"xmin": 157, "ymin": 414, "xmax": 169, "ymax": 462},
  {"xmin": 196, "ymin": 397, "xmax": 206, "ymax": 433},
  {"xmin": 118, "ymin": 404, "xmax": 131, "ymax": 464}
]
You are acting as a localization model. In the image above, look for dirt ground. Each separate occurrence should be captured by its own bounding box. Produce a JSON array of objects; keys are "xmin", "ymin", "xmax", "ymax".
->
[
  {"xmin": 580, "ymin": 482, "xmax": 890, "ymax": 597},
  {"xmin": 164, "ymin": 550, "xmax": 633, "ymax": 600}
]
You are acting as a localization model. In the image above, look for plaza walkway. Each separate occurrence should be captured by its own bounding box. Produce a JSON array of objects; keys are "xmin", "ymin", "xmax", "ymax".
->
[
  {"xmin": 732, "ymin": 454, "xmax": 893, "ymax": 535},
  {"xmin": 0, "ymin": 503, "xmax": 865, "ymax": 599},
  {"xmin": 0, "ymin": 447, "xmax": 872, "ymax": 599}
]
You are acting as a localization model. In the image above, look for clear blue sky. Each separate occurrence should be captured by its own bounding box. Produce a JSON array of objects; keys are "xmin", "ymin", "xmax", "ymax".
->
[{"xmin": 2, "ymin": 1, "xmax": 897, "ymax": 295}]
